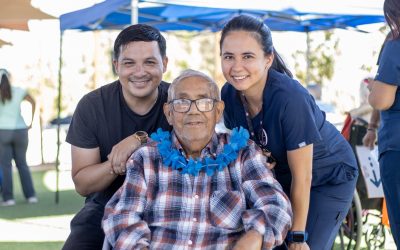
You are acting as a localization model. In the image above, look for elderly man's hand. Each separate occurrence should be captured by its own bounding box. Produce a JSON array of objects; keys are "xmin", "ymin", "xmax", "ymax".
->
[
  {"xmin": 108, "ymin": 135, "xmax": 141, "ymax": 175},
  {"xmin": 362, "ymin": 130, "xmax": 377, "ymax": 150},
  {"xmin": 263, "ymin": 151, "xmax": 276, "ymax": 170},
  {"xmin": 232, "ymin": 230, "xmax": 262, "ymax": 250}
]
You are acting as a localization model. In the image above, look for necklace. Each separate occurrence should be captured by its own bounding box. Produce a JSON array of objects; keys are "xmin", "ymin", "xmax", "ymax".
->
[{"xmin": 150, "ymin": 127, "xmax": 249, "ymax": 176}]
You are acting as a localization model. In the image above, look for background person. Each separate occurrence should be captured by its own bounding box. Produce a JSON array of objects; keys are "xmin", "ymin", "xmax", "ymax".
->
[
  {"xmin": 349, "ymin": 77, "xmax": 374, "ymax": 122},
  {"xmin": 0, "ymin": 68, "xmax": 37, "ymax": 206},
  {"xmin": 367, "ymin": 0, "xmax": 400, "ymax": 246},
  {"xmin": 362, "ymin": 109, "xmax": 380, "ymax": 149},
  {"xmin": 102, "ymin": 69, "xmax": 292, "ymax": 250},
  {"xmin": 63, "ymin": 24, "xmax": 171, "ymax": 250},
  {"xmin": 220, "ymin": 15, "xmax": 358, "ymax": 250}
]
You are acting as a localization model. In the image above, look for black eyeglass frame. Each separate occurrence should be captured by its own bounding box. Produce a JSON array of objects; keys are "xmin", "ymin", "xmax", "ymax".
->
[{"xmin": 168, "ymin": 98, "xmax": 217, "ymax": 113}]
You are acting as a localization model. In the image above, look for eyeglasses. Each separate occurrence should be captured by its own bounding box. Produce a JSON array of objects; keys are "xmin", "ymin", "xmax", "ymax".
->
[{"xmin": 169, "ymin": 98, "xmax": 217, "ymax": 113}]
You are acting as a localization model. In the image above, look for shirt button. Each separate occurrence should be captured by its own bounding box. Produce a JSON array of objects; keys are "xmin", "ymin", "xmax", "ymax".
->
[
  {"xmin": 188, "ymin": 240, "xmax": 193, "ymax": 245},
  {"xmin": 194, "ymin": 194, "xmax": 199, "ymax": 199},
  {"xmin": 192, "ymin": 218, "xmax": 197, "ymax": 222}
]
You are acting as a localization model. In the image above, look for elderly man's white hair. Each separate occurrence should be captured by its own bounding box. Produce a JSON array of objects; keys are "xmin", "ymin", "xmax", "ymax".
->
[{"xmin": 168, "ymin": 69, "xmax": 220, "ymax": 101}]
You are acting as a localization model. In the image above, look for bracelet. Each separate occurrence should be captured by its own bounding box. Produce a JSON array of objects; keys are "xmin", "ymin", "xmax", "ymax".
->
[
  {"xmin": 133, "ymin": 131, "xmax": 148, "ymax": 145},
  {"xmin": 367, "ymin": 128, "xmax": 376, "ymax": 132}
]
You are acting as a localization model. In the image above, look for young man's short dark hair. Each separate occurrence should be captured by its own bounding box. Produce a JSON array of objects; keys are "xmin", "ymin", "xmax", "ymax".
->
[{"xmin": 113, "ymin": 24, "xmax": 167, "ymax": 60}]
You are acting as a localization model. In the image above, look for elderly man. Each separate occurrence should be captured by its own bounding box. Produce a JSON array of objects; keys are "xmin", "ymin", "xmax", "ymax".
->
[{"xmin": 102, "ymin": 69, "xmax": 292, "ymax": 250}]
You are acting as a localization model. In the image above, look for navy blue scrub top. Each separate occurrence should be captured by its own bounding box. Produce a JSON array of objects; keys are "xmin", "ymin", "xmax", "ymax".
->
[
  {"xmin": 222, "ymin": 69, "xmax": 357, "ymax": 195},
  {"xmin": 375, "ymin": 38, "xmax": 400, "ymax": 157}
]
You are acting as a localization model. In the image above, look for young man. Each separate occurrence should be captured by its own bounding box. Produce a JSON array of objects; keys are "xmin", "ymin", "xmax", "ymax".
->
[
  {"xmin": 63, "ymin": 24, "xmax": 171, "ymax": 250},
  {"xmin": 103, "ymin": 70, "xmax": 292, "ymax": 250}
]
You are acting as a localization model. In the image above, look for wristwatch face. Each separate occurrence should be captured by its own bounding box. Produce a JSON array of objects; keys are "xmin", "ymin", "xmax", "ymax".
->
[
  {"xmin": 135, "ymin": 131, "xmax": 148, "ymax": 143},
  {"xmin": 292, "ymin": 233, "xmax": 305, "ymax": 242}
]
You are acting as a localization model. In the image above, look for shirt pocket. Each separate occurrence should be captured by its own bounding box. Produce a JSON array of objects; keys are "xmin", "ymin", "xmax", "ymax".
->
[
  {"xmin": 209, "ymin": 190, "xmax": 245, "ymax": 230},
  {"xmin": 312, "ymin": 162, "xmax": 358, "ymax": 187}
]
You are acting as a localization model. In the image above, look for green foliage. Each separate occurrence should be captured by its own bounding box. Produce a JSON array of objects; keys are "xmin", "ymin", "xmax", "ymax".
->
[
  {"xmin": 163, "ymin": 71, "xmax": 173, "ymax": 83},
  {"xmin": 360, "ymin": 24, "xmax": 388, "ymax": 74},
  {"xmin": 174, "ymin": 31, "xmax": 198, "ymax": 54},
  {"xmin": 175, "ymin": 60, "xmax": 189, "ymax": 71},
  {"xmin": 292, "ymin": 31, "xmax": 340, "ymax": 86},
  {"xmin": 199, "ymin": 34, "xmax": 217, "ymax": 78}
]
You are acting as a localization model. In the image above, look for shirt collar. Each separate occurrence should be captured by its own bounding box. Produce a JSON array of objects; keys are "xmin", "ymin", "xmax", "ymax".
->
[{"xmin": 171, "ymin": 130, "xmax": 219, "ymax": 160}]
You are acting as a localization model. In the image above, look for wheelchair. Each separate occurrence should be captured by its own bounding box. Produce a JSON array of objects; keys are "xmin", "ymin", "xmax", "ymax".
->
[{"xmin": 334, "ymin": 116, "xmax": 388, "ymax": 250}]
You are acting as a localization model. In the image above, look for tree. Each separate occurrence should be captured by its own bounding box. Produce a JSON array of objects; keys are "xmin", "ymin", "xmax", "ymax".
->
[
  {"xmin": 292, "ymin": 31, "xmax": 340, "ymax": 86},
  {"xmin": 360, "ymin": 25, "xmax": 388, "ymax": 75}
]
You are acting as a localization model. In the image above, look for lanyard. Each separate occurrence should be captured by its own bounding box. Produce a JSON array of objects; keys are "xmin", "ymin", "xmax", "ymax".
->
[
  {"xmin": 238, "ymin": 91, "xmax": 266, "ymax": 146},
  {"xmin": 238, "ymin": 91, "xmax": 276, "ymax": 163}
]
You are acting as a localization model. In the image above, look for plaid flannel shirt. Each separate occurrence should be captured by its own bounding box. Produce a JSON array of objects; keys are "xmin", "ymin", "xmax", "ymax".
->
[{"xmin": 103, "ymin": 132, "xmax": 292, "ymax": 250}]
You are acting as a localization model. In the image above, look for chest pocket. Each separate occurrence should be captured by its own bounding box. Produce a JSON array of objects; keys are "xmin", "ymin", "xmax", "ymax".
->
[{"xmin": 209, "ymin": 190, "xmax": 245, "ymax": 230}]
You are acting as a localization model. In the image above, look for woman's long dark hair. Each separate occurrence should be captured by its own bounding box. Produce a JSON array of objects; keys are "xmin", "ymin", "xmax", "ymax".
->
[
  {"xmin": 384, "ymin": 0, "xmax": 400, "ymax": 40},
  {"xmin": 220, "ymin": 15, "xmax": 293, "ymax": 78},
  {"xmin": 0, "ymin": 69, "xmax": 12, "ymax": 104}
]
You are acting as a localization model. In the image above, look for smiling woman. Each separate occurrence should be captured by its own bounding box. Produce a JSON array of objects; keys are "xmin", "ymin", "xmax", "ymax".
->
[{"xmin": 220, "ymin": 15, "xmax": 359, "ymax": 250}]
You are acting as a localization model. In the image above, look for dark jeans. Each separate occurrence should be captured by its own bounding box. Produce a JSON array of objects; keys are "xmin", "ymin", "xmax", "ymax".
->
[
  {"xmin": 62, "ymin": 202, "xmax": 105, "ymax": 250},
  {"xmin": 306, "ymin": 176, "xmax": 357, "ymax": 250},
  {"xmin": 0, "ymin": 129, "xmax": 36, "ymax": 201},
  {"xmin": 379, "ymin": 150, "xmax": 400, "ymax": 247}
]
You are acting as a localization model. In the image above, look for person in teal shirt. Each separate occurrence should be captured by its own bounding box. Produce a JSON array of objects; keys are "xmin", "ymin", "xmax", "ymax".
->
[{"xmin": 0, "ymin": 68, "xmax": 37, "ymax": 206}]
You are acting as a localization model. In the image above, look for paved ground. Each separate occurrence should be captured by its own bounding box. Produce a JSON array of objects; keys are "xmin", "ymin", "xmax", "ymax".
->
[{"xmin": 0, "ymin": 215, "xmax": 73, "ymax": 242}]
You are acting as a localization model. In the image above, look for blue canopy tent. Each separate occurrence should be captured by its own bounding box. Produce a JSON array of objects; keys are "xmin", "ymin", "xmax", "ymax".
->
[
  {"xmin": 60, "ymin": 0, "xmax": 385, "ymax": 32},
  {"xmin": 54, "ymin": 0, "xmax": 385, "ymax": 203},
  {"xmin": 59, "ymin": 0, "xmax": 385, "ymax": 84}
]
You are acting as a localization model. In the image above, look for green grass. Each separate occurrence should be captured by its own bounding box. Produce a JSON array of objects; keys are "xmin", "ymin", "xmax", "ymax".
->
[
  {"xmin": 0, "ymin": 169, "xmax": 84, "ymax": 220},
  {"xmin": 0, "ymin": 168, "xmax": 84, "ymax": 250},
  {"xmin": 0, "ymin": 242, "xmax": 64, "ymax": 250}
]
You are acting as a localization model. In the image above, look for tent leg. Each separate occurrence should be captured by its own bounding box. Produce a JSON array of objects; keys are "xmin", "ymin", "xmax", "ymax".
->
[
  {"xmin": 305, "ymin": 31, "xmax": 311, "ymax": 85},
  {"xmin": 131, "ymin": 0, "xmax": 139, "ymax": 24},
  {"xmin": 55, "ymin": 32, "xmax": 64, "ymax": 204}
]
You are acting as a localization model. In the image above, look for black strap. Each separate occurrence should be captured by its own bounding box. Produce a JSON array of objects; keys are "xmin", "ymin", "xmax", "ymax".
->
[
  {"xmin": 238, "ymin": 91, "xmax": 257, "ymax": 140},
  {"xmin": 238, "ymin": 91, "xmax": 277, "ymax": 164}
]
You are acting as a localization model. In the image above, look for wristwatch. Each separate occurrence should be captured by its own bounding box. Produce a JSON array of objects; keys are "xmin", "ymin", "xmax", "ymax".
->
[
  {"xmin": 133, "ymin": 131, "xmax": 148, "ymax": 145},
  {"xmin": 287, "ymin": 231, "xmax": 308, "ymax": 243}
]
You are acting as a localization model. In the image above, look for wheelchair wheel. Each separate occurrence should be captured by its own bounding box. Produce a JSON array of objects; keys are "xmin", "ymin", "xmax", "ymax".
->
[
  {"xmin": 335, "ymin": 190, "xmax": 363, "ymax": 250},
  {"xmin": 365, "ymin": 224, "xmax": 385, "ymax": 249}
]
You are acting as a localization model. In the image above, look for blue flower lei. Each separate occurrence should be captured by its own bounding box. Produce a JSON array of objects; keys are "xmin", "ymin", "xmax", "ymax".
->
[{"xmin": 150, "ymin": 127, "xmax": 249, "ymax": 176}]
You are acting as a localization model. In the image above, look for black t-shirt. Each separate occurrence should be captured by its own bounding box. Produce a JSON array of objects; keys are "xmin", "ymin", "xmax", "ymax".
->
[{"xmin": 66, "ymin": 80, "xmax": 171, "ymax": 205}]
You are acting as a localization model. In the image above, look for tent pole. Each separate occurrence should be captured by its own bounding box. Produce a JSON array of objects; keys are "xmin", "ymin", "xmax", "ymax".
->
[
  {"xmin": 55, "ymin": 31, "xmax": 63, "ymax": 204},
  {"xmin": 131, "ymin": 0, "xmax": 139, "ymax": 24},
  {"xmin": 305, "ymin": 30, "xmax": 311, "ymax": 85}
]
